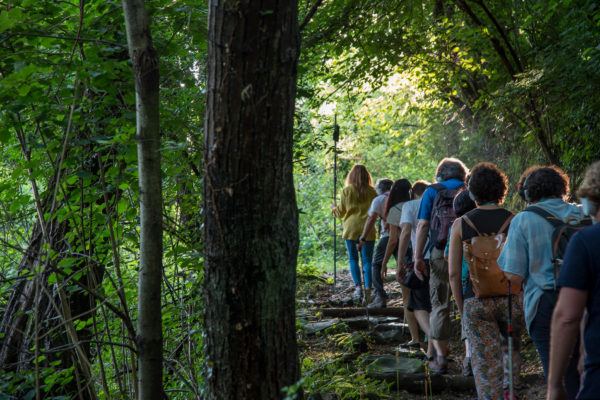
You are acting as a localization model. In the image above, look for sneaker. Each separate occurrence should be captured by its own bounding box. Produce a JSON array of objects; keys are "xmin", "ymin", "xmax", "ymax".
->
[
  {"xmin": 429, "ymin": 355, "xmax": 448, "ymax": 375},
  {"xmin": 353, "ymin": 285, "xmax": 362, "ymax": 300},
  {"xmin": 367, "ymin": 294, "xmax": 386, "ymax": 309},
  {"xmin": 462, "ymin": 356, "xmax": 473, "ymax": 377},
  {"xmin": 402, "ymin": 341, "xmax": 421, "ymax": 350}
]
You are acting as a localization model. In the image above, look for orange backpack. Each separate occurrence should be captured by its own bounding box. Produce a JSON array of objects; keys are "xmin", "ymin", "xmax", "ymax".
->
[{"xmin": 462, "ymin": 215, "xmax": 520, "ymax": 298}]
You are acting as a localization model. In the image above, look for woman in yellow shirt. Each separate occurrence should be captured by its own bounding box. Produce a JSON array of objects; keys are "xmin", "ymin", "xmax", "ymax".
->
[{"xmin": 332, "ymin": 164, "xmax": 377, "ymax": 299}]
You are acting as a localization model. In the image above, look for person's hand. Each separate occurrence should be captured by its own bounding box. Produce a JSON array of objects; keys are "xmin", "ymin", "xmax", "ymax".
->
[
  {"xmin": 414, "ymin": 259, "xmax": 428, "ymax": 281},
  {"xmin": 546, "ymin": 384, "xmax": 568, "ymax": 400},
  {"xmin": 356, "ymin": 237, "xmax": 366, "ymax": 251},
  {"xmin": 381, "ymin": 263, "xmax": 388, "ymax": 279},
  {"xmin": 396, "ymin": 264, "xmax": 407, "ymax": 283}
]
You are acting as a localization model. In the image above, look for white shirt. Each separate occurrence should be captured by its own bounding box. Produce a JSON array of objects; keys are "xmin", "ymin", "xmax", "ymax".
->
[
  {"xmin": 400, "ymin": 198, "xmax": 430, "ymax": 259},
  {"xmin": 368, "ymin": 192, "xmax": 389, "ymax": 237}
]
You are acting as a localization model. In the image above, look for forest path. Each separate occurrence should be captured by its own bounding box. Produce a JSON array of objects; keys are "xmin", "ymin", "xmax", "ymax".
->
[{"xmin": 296, "ymin": 268, "xmax": 546, "ymax": 399}]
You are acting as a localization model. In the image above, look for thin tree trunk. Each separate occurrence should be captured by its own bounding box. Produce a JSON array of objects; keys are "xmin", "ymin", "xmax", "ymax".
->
[
  {"xmin": 121, "ymin": 0, "xmax": 163, "ymax": 399},
  {"xmin": 203, "ymin": 0, "xmax": 301, "ymax": 398}
]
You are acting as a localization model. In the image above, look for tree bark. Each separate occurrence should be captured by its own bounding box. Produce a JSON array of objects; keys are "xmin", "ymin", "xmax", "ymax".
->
[
  {"xmin": 203, "ymin": 0, "xmax": 301, "ymax": 398},
  {"xmin": 121, "ymin": 0, "xmax": 163, "ymax": 399}
]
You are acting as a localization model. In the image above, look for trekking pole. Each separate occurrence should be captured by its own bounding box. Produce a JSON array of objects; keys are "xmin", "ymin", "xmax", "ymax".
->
[
  {"xmin": 333, "ymin": 116, "xmax": 339, "ymax": 287},
  {"xmin": 507, "ymin": 280, "xmax": 514, "ymax": 399}
]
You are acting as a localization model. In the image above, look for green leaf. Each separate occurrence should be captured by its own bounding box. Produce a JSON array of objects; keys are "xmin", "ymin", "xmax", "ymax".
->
[
  {"xmin": 0, "ymin": 9, "xmax": 24, "ymax": 33},
  {"xmin": 57, "ymin": 257, "xmax": 77, "ymax": 269},
  {"xmin": 47, "ymin": 273, "xmax": 57, "ymax": 285},
  {"xmin": 117, "ymin": 198, "xmax": 128, "ymax": 213}
]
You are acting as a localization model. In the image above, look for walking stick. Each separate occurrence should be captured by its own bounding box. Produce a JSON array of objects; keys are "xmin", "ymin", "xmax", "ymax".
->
[
  {"xmin": 507, "ymin": 280, "xmax": 514, "ymax": 399},
  {"xmin": 333, "ymin": 116, "xmax": 339, "ymax": 287}
]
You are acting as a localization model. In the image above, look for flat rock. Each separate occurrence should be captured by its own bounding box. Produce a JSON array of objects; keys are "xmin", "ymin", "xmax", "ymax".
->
[
  {"xmin": 373, "ymin": 322, "xmax": 408, "ymax": 332},
  {"xmin": 365, "ymin": 355, "xmax": 476, "ymax": 394},
  {"xmin": 302, "ymin": 319, "xmax": 341, "ymax": 335},
  {"xmin": 366, "ymin": 354, "xmax": 425, "ymax": 375}
]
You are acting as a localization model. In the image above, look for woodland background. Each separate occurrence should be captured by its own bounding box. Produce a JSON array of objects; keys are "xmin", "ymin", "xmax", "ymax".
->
[{"xmin": 0, "ymin": 0, "xmax": 599, "ymax": 398}]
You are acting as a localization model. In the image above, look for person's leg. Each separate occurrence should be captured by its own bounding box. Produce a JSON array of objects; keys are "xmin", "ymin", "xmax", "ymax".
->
[
  {"xmin": 345, "ymin": 239, "xmax": 361, "ymax": 286},
  {"xmin": 415, "ymin": 311, "xmax": 434, "ymax": 358},
  {"xmin": 360, "ymin": 240, "xmax": 375, "ymax": 289},
  {"xmin": 529, "ymin": 295, "xmax": 552, "ymax": 379},
  {"xmin": 461, "ymin": 322, "xmax": 472, "ymax": 376},
  {"xmin": 428, "ymin": 247, "xmax": 451, "ymax": 361},
  {"xmin": 464, "ymin": 297, "xmax": 504, "ymax": 400},
  {"xmin": 410, "ymin": 274, "xmax": 433, "ymax": 358},
  {"xmin": 528, "ymin": 291, "xmax": 580, "ymax": 398},
  {"xmin": 400, "ymin": 283, "xmax": 420, "ymax": 343},
  {"xmin": 371, "ymin": 236, "xmax": 389, "ymax": 299}
]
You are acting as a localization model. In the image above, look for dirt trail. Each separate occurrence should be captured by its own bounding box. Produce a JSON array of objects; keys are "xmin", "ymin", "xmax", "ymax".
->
[{"xmin": 297, "ymin": 269, "xmax": 546, "ymax": 399}]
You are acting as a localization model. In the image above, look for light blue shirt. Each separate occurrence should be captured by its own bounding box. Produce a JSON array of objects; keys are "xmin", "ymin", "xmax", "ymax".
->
[{"xmin": 498, "ymin": 198, "xmax": 585, "ymax": 330}]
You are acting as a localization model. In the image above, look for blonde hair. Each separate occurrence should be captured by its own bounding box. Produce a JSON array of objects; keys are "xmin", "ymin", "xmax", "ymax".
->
[
  {"xmin": 578, "ymin": 160, "xmax": 600, "ymax": 205},
  {"xmin": 345, "ymin": 164, "xmax": 373, "ymax": 201}
]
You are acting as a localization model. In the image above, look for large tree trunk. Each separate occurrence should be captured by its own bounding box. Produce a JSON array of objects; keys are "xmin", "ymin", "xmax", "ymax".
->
[
  {"xmin": 121, "ymin": 0, "xmax": 163, "ymax": 399},
  {"xmin": 203, "ymin": 0, "xmax": 301, "ymax": 398}
]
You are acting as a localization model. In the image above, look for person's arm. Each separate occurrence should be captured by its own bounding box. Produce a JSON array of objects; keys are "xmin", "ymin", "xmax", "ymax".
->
[
  {"xmin": 396, "ymin": 222, "xmax": 412, "ymax": 283},
  {"xmin": 547, "ymin": 287, "xmax": 588, "ymax": 400},
  {"xmin": 331, "ymin": 189, "xmax": 346, "ymax": 218},
  {"xmin": 448, "ymin": 219, "xmax": 464, "ymax": 315},
  {"xmin": 413, "ymin": 219, "xmax": 429, "ymax": 280},
  {"xmin": 357, "ymin": 213, "xmax": 377, "ymax": 250},
  {"xmin": 498, "ymin": 215, "xmax": 528, "ymax": 285},
  {"xmin": 382, "ymin": 224, "xmax": 399, "ymax": 277}
]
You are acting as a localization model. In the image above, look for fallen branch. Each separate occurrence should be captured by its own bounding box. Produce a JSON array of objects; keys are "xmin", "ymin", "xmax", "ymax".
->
[{"xmin": 320, "ymin": 307, "xmax": 404, "ymax": 318}]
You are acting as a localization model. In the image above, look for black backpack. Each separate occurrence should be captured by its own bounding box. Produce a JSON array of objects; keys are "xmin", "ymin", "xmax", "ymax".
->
[
  {"xmin": 429, "ymin": 183, "xmax": 464, "ymax": 249},
  {"xmin": 524, "ymin": 206, "xmax": 592, "ymax": 278}
]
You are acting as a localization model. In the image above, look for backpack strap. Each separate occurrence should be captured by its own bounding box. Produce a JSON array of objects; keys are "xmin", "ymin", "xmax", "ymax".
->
[
  {"xmin": 431, "ymin": 183, "xmax": 446, "ymax": 192},
  {"xmin": 523, "ymin": 206, "xmax": 564, "ymax": 228},
  {"xmin": 462, "ymin": 213, "xmax": 513, "ymax": 237},
  {"xmin": 461, "ymin": 215, "xmax": 482, "ymax": 236},
  {"xmin": 497, "ymin": 215, "xmax": 514, "ymax": 235}
]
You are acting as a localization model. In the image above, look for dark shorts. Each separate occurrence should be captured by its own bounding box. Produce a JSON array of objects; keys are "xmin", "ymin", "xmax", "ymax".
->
[{"xmin": 408, "ymin": 260, "xmax": 432, "ymax": 312}]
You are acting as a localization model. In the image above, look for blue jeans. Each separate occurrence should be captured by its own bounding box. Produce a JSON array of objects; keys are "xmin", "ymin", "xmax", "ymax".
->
[
  {"xmin": 345, "ymin": 239, "xmax": 374, "ymax": 288},
  {"xmin": 530, "ymin": 291, "xmax": 580, "ymax": 400}
]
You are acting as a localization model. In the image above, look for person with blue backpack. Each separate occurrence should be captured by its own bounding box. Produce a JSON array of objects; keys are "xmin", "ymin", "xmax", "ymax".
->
[
  {"xmin": 500, "ymin": 165, "xmax": 590, "ymax": 400},
  {"xmin": 413, "ymin": 157, "xmax": 468, "ymax": 374}
]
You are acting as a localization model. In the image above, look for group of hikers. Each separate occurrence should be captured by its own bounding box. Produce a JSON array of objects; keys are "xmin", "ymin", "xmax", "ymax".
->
[{"xmin": 331, "ymin": 158, "xmax": 600, "ymax": 400}]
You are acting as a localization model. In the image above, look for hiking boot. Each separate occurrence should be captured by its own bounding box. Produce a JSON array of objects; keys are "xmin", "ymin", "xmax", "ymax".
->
[
  {"xmin": 367, "ymin": 294, "xmax": 386, "ymax": 309},
  {"xmin": 462, "ymin": 356, "xmax": 473, "ymax": 377},
  {"xmin": 429, "ymin": 355, "xmax": 448, "ymax": 375}
]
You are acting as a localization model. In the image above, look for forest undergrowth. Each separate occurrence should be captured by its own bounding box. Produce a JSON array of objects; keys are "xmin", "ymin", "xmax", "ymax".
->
[{"xmin": 296, "ymin": 267, "xmax": 545, "ymax": 400}]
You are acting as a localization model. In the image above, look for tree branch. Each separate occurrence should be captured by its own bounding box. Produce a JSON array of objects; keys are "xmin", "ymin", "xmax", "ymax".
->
[
  {"xmin": 451, "ymin": 0, "xmax": 517, "ymax": 77},
  {"xmin": 299, "ymin": 0, "xmax": 324, "ymax": 31},
  {"xmin": 473, "ymin": 0, "xmax": 523, "ymax": 72}
]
